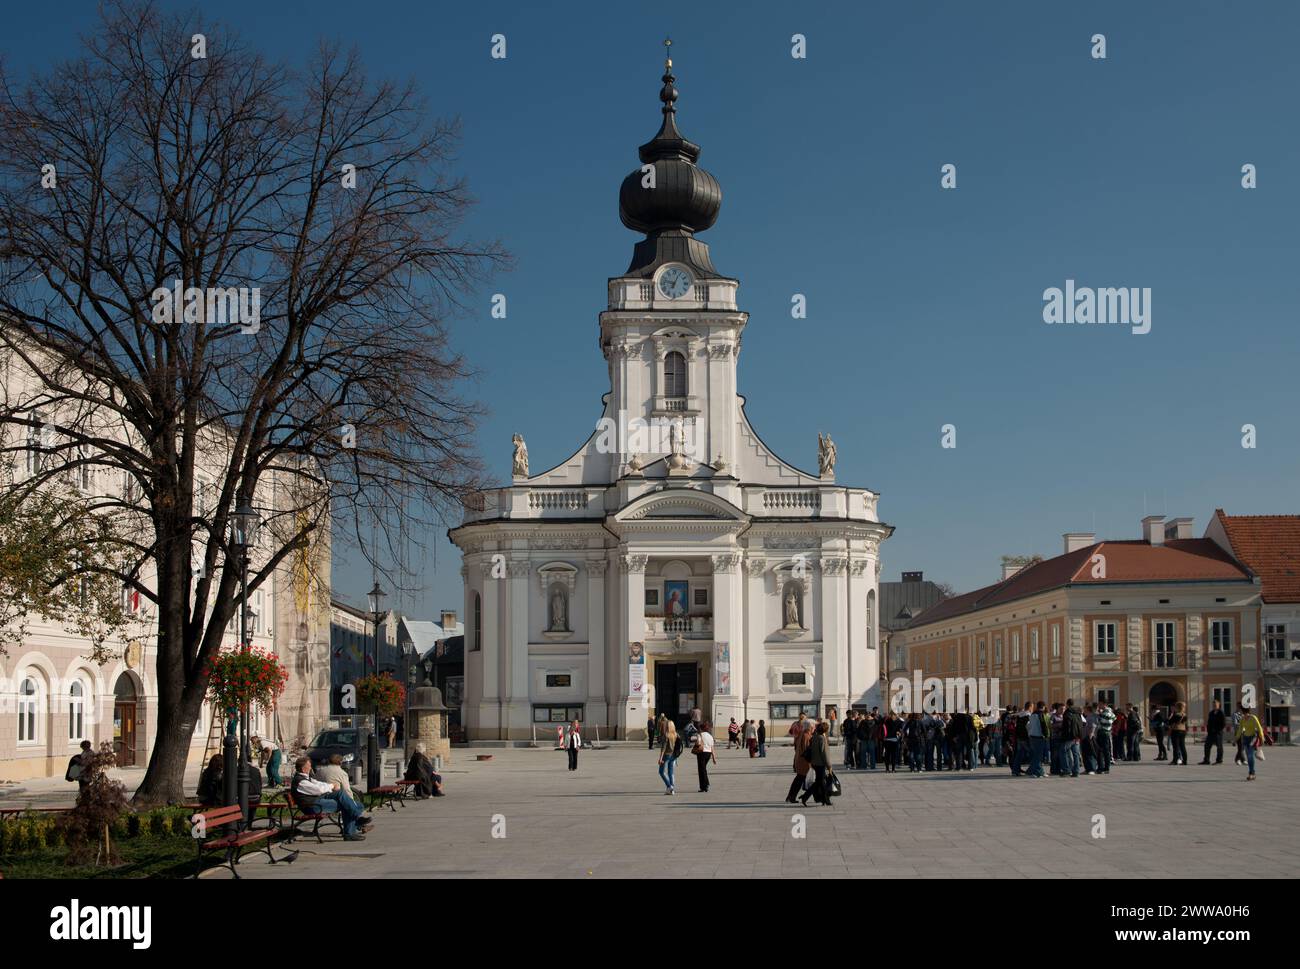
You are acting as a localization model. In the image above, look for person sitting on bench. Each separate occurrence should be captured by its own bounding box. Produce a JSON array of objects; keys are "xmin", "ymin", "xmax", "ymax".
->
[
  {"xmin": 290, "ymin": 756, "xmax": 371, "ymax": 841},
  {"xmin": 197, "ymin": 754, "xmax": 225, "ymax": 807},
  {"xmin": 313, "ymin": 753, "xmax": 356, "ymax": 800},
  {"xmin": 403, "ymin": 743, "xmax": 444, "ymax": 798}
]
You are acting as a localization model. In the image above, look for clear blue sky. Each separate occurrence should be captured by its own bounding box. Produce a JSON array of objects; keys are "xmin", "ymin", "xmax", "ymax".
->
[{"xmin": 8, "ymin": 1, "xmax": 1299, "ymax": 618}]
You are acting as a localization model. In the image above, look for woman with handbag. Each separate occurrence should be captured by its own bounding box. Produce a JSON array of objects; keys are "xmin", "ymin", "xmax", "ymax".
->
[
  {"xmin": 786, "ymin": 721, "xmax": 813, "ymax": 802},
  {"xmin": 801, "ymin": 721, "xmax": 833, "ymax": 806},
  {"xmin": 658, "ymin": 720, "xmax": 681, "ymax": 794},
  {"xmin": 1234, "ymin": 705, "xmax": 1264, "ymax": 780},
  {"xmin": 694, "ymin": 721, "xmax": 717, "ymax": 792},
  {"xmin": 1167, "ymin": 702, "xmax": 1189, "ymax": 765}
]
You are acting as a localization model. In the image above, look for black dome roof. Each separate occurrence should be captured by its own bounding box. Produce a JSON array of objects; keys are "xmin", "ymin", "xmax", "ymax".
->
[{"xmin": 618, "ymin": 47, "xmax": 724, "ymax": 278}]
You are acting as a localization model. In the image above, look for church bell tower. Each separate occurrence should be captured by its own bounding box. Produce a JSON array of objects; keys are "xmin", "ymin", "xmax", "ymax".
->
[{"xmin": 600, "ymin": 40, "xmax": 747, "ymax": 480}]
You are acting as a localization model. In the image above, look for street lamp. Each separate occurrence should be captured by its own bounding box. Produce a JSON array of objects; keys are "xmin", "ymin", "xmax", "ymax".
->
[
  {"xmin": 366, "ymin": 580, "xmax": 386, "ymax": 790},
  {"xmin": 226, "ymin": 497, "xmax": 261, "ymax": 825}
]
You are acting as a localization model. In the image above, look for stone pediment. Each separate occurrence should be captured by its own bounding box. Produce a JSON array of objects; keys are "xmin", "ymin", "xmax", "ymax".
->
[{"xmin": 615, "ymin": 488, "xmax": 747, "ymax": 522}]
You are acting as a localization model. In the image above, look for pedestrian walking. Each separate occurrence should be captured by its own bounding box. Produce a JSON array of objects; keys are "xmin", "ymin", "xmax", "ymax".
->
[
  {"xmin": 1200, "ymin": 700, "xmax": 1226, "ymax": 764},
  {"xmin": 1235, "ymin": 706, "xmax": 1264, "ymax": 780},
  {"xmin": 694, "ymin": 721, "xmax": 717, "ymax": 792},
  {"xmin": 801, "ymin": 721, "xmax": 833, "ymax": 806},
  {"xmin": 647, "ymin": 715, "xmax": 658, "ymax": 751},
  {"xmin": 786, "ymin": 721, "xmax": 813, "ymax": 802},
  {"xmin": 386, "ymin": 716, "xmax": 397, "ymax": 749},
  {"xmin": 565, "ymin": 719, "xmax": 582, "ymax": 771},
  {"xmin": 657, "ymin": 720, "xmax": 681, "ymax": 794},
  {"xmin": 726, "ymin": 717, "xmax": 740, "ymax": 749}
]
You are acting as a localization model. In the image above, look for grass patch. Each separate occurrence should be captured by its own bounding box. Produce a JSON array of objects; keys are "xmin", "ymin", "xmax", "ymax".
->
[{"xmin": 0, "ymin": 834, "xmax": 197, "ymax": 879}]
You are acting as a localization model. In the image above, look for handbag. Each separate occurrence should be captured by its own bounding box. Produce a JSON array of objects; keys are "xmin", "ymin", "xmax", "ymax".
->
[{"xmin": 826, "ymin": 771, "xmax": 842, "ymax": 797}]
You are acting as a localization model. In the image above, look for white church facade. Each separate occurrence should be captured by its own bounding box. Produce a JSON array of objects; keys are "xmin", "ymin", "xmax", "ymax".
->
[{"xmin": 449, "ymin": 51, "xmax": 892, "ymax": 740}]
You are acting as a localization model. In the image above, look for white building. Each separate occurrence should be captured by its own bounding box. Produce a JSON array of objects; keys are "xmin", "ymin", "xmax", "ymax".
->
[{"xmin": 449, "ymin": 56, "xmax": 891, "ymax": 740}]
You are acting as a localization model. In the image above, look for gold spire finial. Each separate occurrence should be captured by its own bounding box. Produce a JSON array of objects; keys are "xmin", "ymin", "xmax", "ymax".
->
[{"xmin": 664, "ymin": 36, "xmax": 672, "ymax": 69}]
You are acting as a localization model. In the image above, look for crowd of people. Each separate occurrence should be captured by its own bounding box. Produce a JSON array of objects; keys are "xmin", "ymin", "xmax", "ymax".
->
[{"xmin": 639, "ymin": 700, "xmax": 1272, "ymax": 802}]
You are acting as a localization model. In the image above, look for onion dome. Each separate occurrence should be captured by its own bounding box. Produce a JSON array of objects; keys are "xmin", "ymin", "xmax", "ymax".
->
[{"xmin": 618, "ymin": 40, "xmax": 723, "ymax": 277}]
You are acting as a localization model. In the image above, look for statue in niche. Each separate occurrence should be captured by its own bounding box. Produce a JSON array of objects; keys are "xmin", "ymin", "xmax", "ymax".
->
[
  {"xmin": 512, "ymin": 433, "xmax": 529, "ymax": 477},
  {"xmin": 549, "ymin": 584, "xmax": 569, "ymax": 632},
  {"xmin": 783, "ymin": 584, "xmax": 801, "ymax": 629},
  {"xmin": 818, "ymin": 432, "xmax": 837, "ymax": 477}
]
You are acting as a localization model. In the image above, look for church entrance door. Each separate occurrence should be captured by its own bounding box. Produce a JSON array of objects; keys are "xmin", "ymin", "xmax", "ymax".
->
[{"xmin": 654, "ymin": 661, "xmax": 699, "ymax": 732}]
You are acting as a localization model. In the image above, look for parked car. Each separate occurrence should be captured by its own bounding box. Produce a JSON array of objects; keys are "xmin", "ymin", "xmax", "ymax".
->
[{"xmin": 306, "ymin": 726, "xmax": 373, "ymax": 775}]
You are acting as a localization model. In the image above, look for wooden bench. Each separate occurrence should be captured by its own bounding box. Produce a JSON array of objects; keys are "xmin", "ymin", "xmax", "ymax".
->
[
  {"xmin": 283, "ymin": 789, "xmax": 343, "ymax": 843},
  {"xmin": 190, "ymin": 804, "xmax": 296, "ymax": 879},
  {"xmin": 365, "ymin": 785, "xmax": 405, "ymax": 812}
]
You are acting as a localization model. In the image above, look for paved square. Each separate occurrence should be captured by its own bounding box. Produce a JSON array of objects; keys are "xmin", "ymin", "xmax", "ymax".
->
[{"xmin": 228, "ymin": 742, "xmax": 1298, "ymax": 879}]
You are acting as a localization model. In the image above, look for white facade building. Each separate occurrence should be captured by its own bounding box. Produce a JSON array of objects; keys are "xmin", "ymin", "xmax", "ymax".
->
[{"xmin": 449, "ymin": 56, "xmax": 891, "ymax": 740}]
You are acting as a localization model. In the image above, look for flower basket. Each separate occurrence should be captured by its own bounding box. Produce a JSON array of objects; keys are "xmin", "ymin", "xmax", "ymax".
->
[
  {"xmin": 356, "ymin": 672, "xmax": 406, "ymax": 717},
  {"xmin": 204, "ymin": 647, "xmax": 289, "ymax": 713}
]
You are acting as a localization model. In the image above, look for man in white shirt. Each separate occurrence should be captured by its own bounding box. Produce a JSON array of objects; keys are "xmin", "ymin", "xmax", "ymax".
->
[
  {"xmin": 565, "ymin": 721, "xmax": 582, "ymax": 771},
  {"xmin": 291, "ymin": 756, "xmax": 371, "ymax": 841}
]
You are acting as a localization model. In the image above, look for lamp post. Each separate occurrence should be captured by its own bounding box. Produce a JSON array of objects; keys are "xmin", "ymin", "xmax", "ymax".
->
[
  {"xmin": 228, "ymin": 497, "xmax": 261, "ymax": 825},
  {"xmin": 366, "ymin": 581, "xmax": 386, "ymax": 790}
]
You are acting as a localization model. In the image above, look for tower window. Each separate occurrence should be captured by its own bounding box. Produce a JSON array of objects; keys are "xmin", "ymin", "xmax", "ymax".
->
[{"xmin": 664, "ymin": 351, "xmax": 687, "ymax": 398}]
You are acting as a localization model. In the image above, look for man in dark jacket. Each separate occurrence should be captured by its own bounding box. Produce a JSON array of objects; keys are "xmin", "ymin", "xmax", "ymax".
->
[
  {"xmin": 1061, "ymin": 699, "xmax": 1083, "ymax": 777},
  {"xmin": 1200, "ymin": 700, "xmax": 1227, "ymax": 764},
  {"xmin": 841, "ymin": 711, "xmax": 857, "ymax": 768},
  {"xmin": 1150, "ymin": 706, "xmax": 1168, "ymax": 760}
]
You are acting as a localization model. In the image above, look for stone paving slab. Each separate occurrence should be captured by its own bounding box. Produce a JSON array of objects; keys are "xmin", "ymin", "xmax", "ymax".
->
[{"xmin": 219, "ymin": 744, "xmax": 1298, "ymax": 880}]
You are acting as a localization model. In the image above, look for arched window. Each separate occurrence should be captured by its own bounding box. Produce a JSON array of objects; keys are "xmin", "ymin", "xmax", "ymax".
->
[
  {"xmin": 473, "ymin": 592, "xmax": 482, "ymax": 652},
  {"xmin": 664, "ymin": 351, "xmax": 687, "ymax": 398},
  {"xmin": 18, "ymin": 676, "xmax": 39, "ymax": 744},
  {"xmin": 68, "ymin": 679, "xmax": 86, "ymax": 742}
]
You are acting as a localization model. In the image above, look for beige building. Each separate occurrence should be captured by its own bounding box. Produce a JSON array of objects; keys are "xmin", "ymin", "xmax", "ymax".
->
[
  {"xmin": 890, "ymin": 516, "xmax": 1262, "ymax": 726},
  {"xmin": 0, "ymin": 346, "xmax": 332, "ymax": 783}
]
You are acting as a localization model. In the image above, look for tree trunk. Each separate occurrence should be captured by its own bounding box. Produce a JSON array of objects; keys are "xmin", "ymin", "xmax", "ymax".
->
[{"xmin": 133, "ymin": 534, "xmax": 212, "ymax": 806}]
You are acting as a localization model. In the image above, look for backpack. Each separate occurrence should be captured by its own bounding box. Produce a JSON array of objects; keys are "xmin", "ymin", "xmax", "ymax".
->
[
  {"xmin": 1015, "ymin": 715, "xmax": 1030, "ymax": 741},
  {"xmin": 672, "ymin": 735, "xmax": 684, "ymax": 758},
  {"xmin": 1065, "ymin": 710, "xmax": 1083, "ymax": 740}
]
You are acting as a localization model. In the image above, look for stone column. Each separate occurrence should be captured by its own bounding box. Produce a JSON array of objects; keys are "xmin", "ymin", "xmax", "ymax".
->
[
  {"xmin": 478, "ymin": 556, "xmax": 502, "ymax": 737},
  {"xmin": 586, "ymin": 558, "xmax": 609, "ymax": 730},
  {"xmin": 620, "ymin": 553, "xmax": 648, "ymax": 737},
  {"xmin": 847, "ymin": 554, "xmax": 874, "ymax": 705},
  {"xmin": 819, "ymin": 556, "xmax": 849, "ymax": 718},
  {"xmin": 711, "ymin": 552, "xmax": 743, "ymax": 726},
  {"xmin": 505, "ymin": 559, "xmax": 532, "ymax": 739},
  {"xmin": 744, "ymin": 556, "xmax": 768, "ymax": 716}
]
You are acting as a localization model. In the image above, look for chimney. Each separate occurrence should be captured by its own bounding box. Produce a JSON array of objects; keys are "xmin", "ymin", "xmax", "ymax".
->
[
  {"xmin": 1164, "ymin": 517, "xmax": 1194, "ymax": 541},
  {"xmin": 1142, "ymin": 515, "xmax": 1165, "ymax": 546},
  {"xmin": 1001, "ymin": 562, "xmax": 1024, "ymax": 581},
  {"xmin": 1063, "ymin": 533, "xmax": 1096, "ymax": 554},
  {"xmin": 441, "ymin": 609, "xmax": 458, "ymax": 630},
  {"xmin": 901, "ymin": 571, "xmax": 923, "ymax": 583}
]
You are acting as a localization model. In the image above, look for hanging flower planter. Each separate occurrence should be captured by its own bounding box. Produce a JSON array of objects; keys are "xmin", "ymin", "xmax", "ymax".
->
[
  {"xmin": 204, "ymin": 647, "xmax": 289, "ymax": 712},
  {"xmin": 356, "ymin": 672, "xmax": 406, "ymax": 717}
]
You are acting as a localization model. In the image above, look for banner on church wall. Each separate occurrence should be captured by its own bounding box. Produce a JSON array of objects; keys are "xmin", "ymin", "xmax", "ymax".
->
[
  {"xmin": 715, "ymin": 641, "xmax": 731, "ymax": 695},
  {"xmin": 629, "ymin": 642, "xmax": 646, "ymax": 698}
]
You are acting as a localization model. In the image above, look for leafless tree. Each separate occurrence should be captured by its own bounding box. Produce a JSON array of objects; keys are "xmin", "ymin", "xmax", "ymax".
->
[{"xmin": 0, "ymin": 1, "xmax": 504, "ymax": 802}]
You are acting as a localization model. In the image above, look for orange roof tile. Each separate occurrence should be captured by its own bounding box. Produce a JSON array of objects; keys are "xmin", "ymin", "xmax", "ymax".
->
[
  {"xmin": 1215, "ymin": 510, "xmax": 1300, "ymax": 603},
  {"xmin": 909, "ymin": 537, "xmax": 1253, "ymax": 629}
]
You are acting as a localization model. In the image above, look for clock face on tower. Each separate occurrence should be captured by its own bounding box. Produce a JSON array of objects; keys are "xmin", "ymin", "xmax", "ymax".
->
[{"xmin": 657, "ymin": 266, "xmax": 693, "ymax": 299}]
